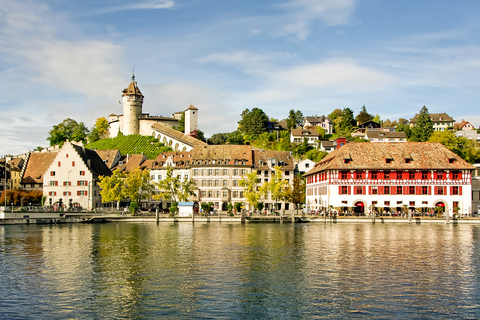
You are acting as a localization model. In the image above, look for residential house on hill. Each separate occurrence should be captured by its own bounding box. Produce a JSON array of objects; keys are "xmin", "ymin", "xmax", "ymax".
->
[
  {"xmin": 410, "ymin": 112, "xmax": 455, "ymax": 131},
  {"xmin": 303, "ymin": 115, "xmax": 332, "ymax": 134},
  {"xmin": 304, "ymin": 142, "xmax": 475, "ymax": 217},
  {"xmin": 365, "ymin": 131, "xmax": 407, "ymax": 142},
  {"xmin": 290, "ymin": 127, "xmax": 322, "ymax": 144},
  {"xmin": 454, "ymin": 119, "xmax": 475, "ymax": 131}
]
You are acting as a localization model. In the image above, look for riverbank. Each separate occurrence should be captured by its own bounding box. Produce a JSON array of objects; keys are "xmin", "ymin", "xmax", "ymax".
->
[{"xmin": 2, "ymin": 212, "xmax": 480, "ymax": 225}]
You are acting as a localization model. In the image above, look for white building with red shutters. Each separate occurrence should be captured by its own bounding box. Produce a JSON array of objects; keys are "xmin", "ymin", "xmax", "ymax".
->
[{"xmin": 304, "ymin": 142, "xmax": 475, "ymax": 217}]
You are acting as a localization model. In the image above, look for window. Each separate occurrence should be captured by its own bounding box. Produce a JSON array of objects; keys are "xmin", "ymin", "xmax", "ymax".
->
[
  {"xmin": 384, "ymin": 172, "xmax": 390, "ymax": 180},
  {"xmin": 78, "ymin": 181, "xmax": 87, "ymax": 186},
  {"xmin": 223, "ymin": 180, "xmax": 228, "ymax": 187},
  {"xmin": 435, "ymin": 186, "xmax": 444, "ymax": 195},
  {"xmin": 234, "ymin": 169, "xmax": 239, "ymax": 176},
  {"xmin": 215, "ymin": 169, "xmax": 220, "ymax": 176},
  {"xmin": 233, "ymin": 180, "xmax": 239, "ymax": 187},
  {"xmin": 58, "ymin": 161, "xmax": 61, "ymax": 167},
  {"xmin": 151, "ymin": 175, "xmax": 155, "ymax": 180},
  {"xmin": 355, "ymin": 171, "xmax": 362, "ymax": 180},
  {"xmin": 63, "ymin": 181, "xmax": 71, "ymax": 186},
  {"xmin": 409, "ymin": 186, "xmax": 415, "ymax": 194},
  {"xmin": 397, "ymin": 171, "xmax": 403, "ymax": 180},
  {"xmin": 285, "ymin": 171, "xmax": 290, "ymax": 176},
  {"xmin": 214, "ymin": 180, "xmax": 219, "ymax": 187},
  {"xmin": 233, "ymin": 191, "xmax": 239, "ymax": 198},
  {"xmin": 422, "ymin": 186, "xmax": 428, "ymax": 195},
  {"xmin": 48, "ymin": 191, "xmax": 56, "ymax": 196},
  {"xmin": 63, "ymin": 191, "xmax": 71, "ymax": 196},
  {"xmin": 397, "ymin": 186, "xmax": 403, "ymax": 194},
  {"xmin": 50, "ymin": 171, "xmax": 55, "ymax": 176},
  {"xmin": 72, "ymin": 161, "xmax": 75, "ymax": 167},
  {"xmin": 340, "ymin": 186, "xmax": 348, "ymax": 195},
  {"xmin": 371, "ymin": 171, "xmax": 377, "ymax": 180},
  {"xmin": 239, "ymin": 191, "xmax": 244, "ymax": 198},
  {"xmin": 384, "ymin": 201, "xmax": 390, "ymax": 206},
  {"xmin": 356, "ymin": 186, "xmax": 363, "ymax": 194},
  {"xmin": 452, "ymin": 171, "xmax": 460, "ymax": 180},
  {"xmin": 208, "ymin": 169, "xmax": 213, "ymax": 176},
  {"xmin": 202, "ymin": 180, "xmax": 207, "ymax": 187},
  {"xmin": 264, "ymin": 171, "xmax": 268, "ymax": 176},
  {"xmin": 341, "ymin": 171, "xmax": 348, "ymax": 179},
  {"xmin": 436, "ymin": 171, "xmax": 443, "ymax": 180},
  {"xmin": 77, "ymin": 190, "xmax": 87, "ymax": 196},
  {"xmin": 194, "ymin": 169, "xmax": 199, "ymax": 176},
  {"xmin": 223, "ymin": 169, "xmax": 228, "ymax": 176},
  {"xmin": 201, "ymin": 191, "xmax": 207, "ymax": 198},
  {"xmin": 80, "ymin": 171, "xmax": 85, "ymax": 176},
  {"xmin": 158, "ymin": 175, "xmax": 162, "ymax": 180},
  {"xmin": 452, "ymin": 186, "xmax": 459, "ymax": 195},
  {"xmin": 409, "ymin": 172, "xmax": 415, "ymax": 180},
  {"xmin": 49, "ymin": 181, "xmax": 57, "ymax": 186},
  {"xmin": 409, "ymin": 201, "xmax": 415, "ymax": 207},
  {"xmin": 422, "ymin": 171, "xmax": 428, "ymax": 180},
  {"xmin": 384, "ymin": 186, "xmax": 390, "ymax": 194},
  {"xmin": 222, "ymin": 191, "xmax": 227, "ymax": 198},
  {"xmin": 208, "ymin": 191, "xmax": 213, "ymax": 197},
  {"xmin": 305, "ymin": 163, "xmax": 310, "ymax": 168},
  {"xmin": 241, "ymin": 169, "xmax": 246, "ymax": 176},
  {"xmin": 202, "ymin": 169, "xmax": 207, "ymax": 176},
  {"xmin": 208, "ymin": 180, "xmax": 213, "ymax": 187},
  {"xmin": 371, "ymin": 186, "xmax": 378, "ymax": 195}
]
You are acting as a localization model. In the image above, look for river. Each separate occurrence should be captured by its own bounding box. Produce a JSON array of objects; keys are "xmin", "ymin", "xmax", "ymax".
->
[{"xmin": 1, "ymin": 222, "xmax": 479, "ymax": 319}]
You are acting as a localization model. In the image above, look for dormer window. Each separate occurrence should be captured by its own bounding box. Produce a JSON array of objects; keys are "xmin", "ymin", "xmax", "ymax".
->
[
  {"xmin": 448, "ymin": 157, "xmax": 455, "ymax": 163},
  {"xmin": 405, "ymin": 158, "xmax": 412, "ymax": 163}
]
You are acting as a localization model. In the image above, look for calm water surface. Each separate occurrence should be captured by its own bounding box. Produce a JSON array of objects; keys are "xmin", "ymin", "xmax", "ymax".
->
[{"xmin": 1, "ymin": 222, "xmax": 480, "ymax": 319}]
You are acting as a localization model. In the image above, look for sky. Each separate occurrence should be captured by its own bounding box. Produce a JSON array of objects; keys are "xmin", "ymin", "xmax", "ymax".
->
[{"xmin": 1, "ymin": 0, "xmax": 480, "ymax": 156}]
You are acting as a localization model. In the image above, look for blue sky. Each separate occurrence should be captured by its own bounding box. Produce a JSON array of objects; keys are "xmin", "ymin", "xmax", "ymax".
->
[{"xmin": 1, "ymin": 0, "xmax": 480, "ymax": 155}]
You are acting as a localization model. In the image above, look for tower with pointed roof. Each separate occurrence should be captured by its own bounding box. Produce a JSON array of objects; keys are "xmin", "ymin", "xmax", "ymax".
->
[
  {"xmin": 122, "ymin": 73, "xmax": 144, "ymax": 135},
  {"xmin": 184, "ymin": 105, "xmax": 198, "ymax": 137}
]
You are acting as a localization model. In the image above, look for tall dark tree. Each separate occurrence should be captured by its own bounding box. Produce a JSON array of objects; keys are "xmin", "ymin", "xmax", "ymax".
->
[
  {"xmin": 286, "ymin": 109, "xmax": 304, "ymax": 130},
  {"xmin": 355, "ymin": 105, "xmax": 373, "ymax": 124},
  {"xmin": 208, "ymin": 133, "xmax": 228, "ymax": 145},
  {"xmin": 410, "ymin": 106, "xmax": 434, "ymax": 142},
  {"xmin": 238, "ymin": 108, "xmax": 269, "ymax": 135},
  {"xmin": 340, "ymin": 108, "xmax": 356, "ymax": 134},
  {"xmin": 47, "ymin": 118, "xmax": 89, "ymax": 146},
  {"xmin": 227, "ymin": 130, "xmax": 245, "ymax": 145}
]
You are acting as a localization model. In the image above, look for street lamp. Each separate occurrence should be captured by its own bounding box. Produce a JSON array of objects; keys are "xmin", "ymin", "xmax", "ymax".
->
[{"xmin": 3, "ymin": 154, "xmax": 12, "ymax": 210}]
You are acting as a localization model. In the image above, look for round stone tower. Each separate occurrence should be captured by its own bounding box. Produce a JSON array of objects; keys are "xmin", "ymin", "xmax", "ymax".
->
[{"xmin": 122, "ymin": 74, "xmax": 144, "ymax": 135}]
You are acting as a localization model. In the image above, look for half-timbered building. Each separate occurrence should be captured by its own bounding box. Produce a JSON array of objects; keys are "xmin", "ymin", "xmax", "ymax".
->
[{"xmin": 304, "ymin": 142, "xmax": 475, "ymax": 217}]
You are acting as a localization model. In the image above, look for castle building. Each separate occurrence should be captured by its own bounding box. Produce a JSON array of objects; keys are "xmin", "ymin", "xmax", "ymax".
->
[
  {"xmin": 304, "ymin": 142, "xmax": 475, "ymax": 217},
  {"xmin": 108, "ymin": 75, "xmax": 203, "ymax": 151}
]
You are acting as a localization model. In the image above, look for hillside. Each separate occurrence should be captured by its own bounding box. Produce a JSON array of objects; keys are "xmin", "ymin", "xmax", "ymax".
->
[{"xmin": 86, "ymin": 134, "xmax": 172, "ymax": 159}]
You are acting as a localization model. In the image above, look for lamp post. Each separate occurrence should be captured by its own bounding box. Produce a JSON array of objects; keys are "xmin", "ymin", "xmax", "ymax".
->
[{"xmin": 3, "ymin": 154, "xmax": 12, "ymax": 210}]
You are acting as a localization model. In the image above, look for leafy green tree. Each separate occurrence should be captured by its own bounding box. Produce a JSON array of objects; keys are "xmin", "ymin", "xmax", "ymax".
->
[
  {"xmin": 340, "ymin": 108, "xmax": 356, "ymax": 135},
  {"xmin": 316, "ymin": 126, "xmax": 326, "ymax": 139},
  {"xmin": 285, "ymin": 177, "xmax": 306, "ymax": 215},
  {"xmin": 286, "ymin": 109, "xmax": 304, "ymax": 130},
  {"xmin": 99, "ymin": 169, "xmax": 125, "ymax": 207},
  {"xmin": 329, "ymin": 109, "xmax": 343, "ymax": 122},
  {"xmin": 264, "ymin": 166, "xmax": 289, "ymax": 212},
  {"xmin": 176, "ymin": 113, "xmax": 185, "ymax": 133},
  {"xmin": 88, "ymin": 117, "xmax": 109, "ymax": 143},
  {"xmin": 239, "ymin": 170, "xmax": 264, "ymax": 211},
  {"xmin": 396, "ymin": 118, "xmax": 411, "ymax": 138},
  {"xmin": 372, "ymin": 114, "xmax": 381, "ymax": 125},
  {"xmin": 227, "ymin": 130, "xmax": 245, "ymax": 145},
  {"xmin": 47, "ymin": 118, "xmax": 89, "ymax": 146},
  {"xmin": 410, "ymin": 106, "xmax": 433, "ymax": 142},
  {"xmin": 156, "ymin": 166, "xmax": 197, "ymax": 203},
  {"xmin": 208, "ymin": 133, "xmax": 228, "ymax": 145},
  {"xmin": 238, "ymin": 108, "xmax": 269, "ymax": 135},
  {"xmin": 429, "ymin": 131, "xmax": 480, "ymax": 163},
  {"xmin": 355, "ymin": 105, "xmax": 373, "ymax": 124}
]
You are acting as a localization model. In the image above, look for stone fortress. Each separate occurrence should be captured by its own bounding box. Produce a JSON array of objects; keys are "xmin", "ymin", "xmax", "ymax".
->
[{"xmin": 107, "ymin": 74, "xmax": 206, "ymax": 151}]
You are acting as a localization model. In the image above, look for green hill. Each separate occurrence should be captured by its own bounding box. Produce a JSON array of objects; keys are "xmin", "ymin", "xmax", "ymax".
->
[{"xmin": 86, "ymin": 134, "xmax": 172, "ymax": 159}]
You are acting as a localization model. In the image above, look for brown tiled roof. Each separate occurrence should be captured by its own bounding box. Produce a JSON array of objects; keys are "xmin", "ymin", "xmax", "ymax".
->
[
  {"xmin": 151, "ymin": 123, "xmax": 208, "ymax": 147},
  {"xmin": 410, "ymin": 112, "xmax": 454, "ymax": 123},
  {"xmin": 190, "ymin": 145, "xmax": 253, "ymax": 166},
  {"xmin": 291, "ymin": 128, "xmax": 321, "ymax": 137},
  {"xmin": 113, "ymin": 154, "xmax": 147, "ymax": 172},
  {"xmin": 185, "ymin": 105, "xmax": 198, "ymax": 111},
  {"xmin": 253, "ymin": 150, "xmax": 295, "ymax": 171},
  {"xmin": 21, "ymin": 152, "xmax": 58, "ymax": 184},
  {"xmin": 148, "ymin": 151, "xmax": 193, "ymax": 168},
  {"xmin": 305, "ymin": 115, "xmax": 330, "ymax": 124},
  {"xmin": 366, "ymin": 131, "xmax": 406, "ymax": 139},
  {"xmin": 123, "ymin": 80, "xmax": 143, "ymax": 96},
  {"xmin": 95, "ymin": 149, "xmax": 121, "ymax": 169},
  {"xmin": 305, "ymin": 142, "xmax": 475, "ymax": 177}
]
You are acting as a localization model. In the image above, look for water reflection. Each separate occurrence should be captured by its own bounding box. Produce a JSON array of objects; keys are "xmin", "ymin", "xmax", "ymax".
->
[{"xmin": 0, "ymin": 222, "xmax": 480, "ymax": 319}]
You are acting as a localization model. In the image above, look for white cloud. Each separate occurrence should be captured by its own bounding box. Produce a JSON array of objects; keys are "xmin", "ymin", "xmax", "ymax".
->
[
  {"xmin": 102, "ymin": 0, "xmax": 175, "ymax": 12},
  {"xmin": 278, "ymin": 0, "xmax": 357, "ymax": 39}
]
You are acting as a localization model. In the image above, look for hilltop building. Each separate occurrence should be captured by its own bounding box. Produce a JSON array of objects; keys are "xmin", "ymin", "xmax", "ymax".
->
[
  {"xmin": 304, "ymin": 142, "xmax": 475, "ymax": 217},
  {"xmin": 107, "ymin": 75, "xmax": 205, "ymax": 151},
  {"xmin": 410, "ymin": 112, "xmax": 455, "ymax": 131}
]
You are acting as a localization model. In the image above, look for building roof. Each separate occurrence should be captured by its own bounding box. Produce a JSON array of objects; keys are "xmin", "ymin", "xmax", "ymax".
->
[
  {"xmin": 94, "ymin": 149, "xmax": 121, "ymax": 169},
  {"xmin": 304, "ymin": 142, "xmax": 475, "ymax": 177},
  {"xmin": 71, "ymin": 144, "xmax": 112, "ymax": 177},
  {"xmin": 113, "ymin": 154, "xmax": 147, "ymax": 172},
  {"xmin": 410, "ymin": 112, "xmax": 454, "ymax": 123},
  {"xmin": 253, "ymin": 150, "xmax": 295, "ymax": 171},
  {"xmin": 151, "ymin": 123, "xmax": 208, "ymax": 147},
  {"xmin": 190, "ymin": 145, "xmax": 253, "ymax": 166},
  {"xmin": 291, "ymin": 127, "xmax": 321, "ymax": 137},
  {"xmin": 304, "ymin": 115, "xmax": 331, "ymax": 125},
  {"xmin": 122, "ymin": 75, "xmax": 143, "ymax": 97},
  {"xmin": 21, "ymin": 152, "xmax": 58, "ymax": 184},
  {"xmin": 185, "ymin": 104, "xmax": 198, "ymax": 111},
  {"xmin": 366, "ymin": 131, "xmax": 406, "ymax": 139},
  {"xmin": 150, "ymin": 151, "xmax": 192, "ymax": 168}
]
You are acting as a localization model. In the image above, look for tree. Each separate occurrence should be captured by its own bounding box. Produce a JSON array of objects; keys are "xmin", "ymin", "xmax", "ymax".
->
[
  {"xmin": 227, "ymin": 130, "xmax": 245, "ymax": 145},
  {"xmin": 329, "ymin": 109, "xmax": 343, "ymax": 122},
  {"xmin": 176, "ymin": 113, "xmax": 185, "ymax": 133},
  {"xmin": 339, "ymin": 108, "xmax": 356, "ymax": 135},
  {"xmin": 286, "ymin": 109, "xmax": 304, "ymax": 130},
  {"xmin": 355, "ymin": 105, "xmax": 373, "ymax": 124},
  {"xmin": 396, "ymin": 118, "xmax": 411, "ymax": 138},
  {"xmin": 372, "ymin": 114, "xmax": 381, "ymax": 125},
  {"xmin": 156, "ymin": 166, "xmax": 196, "ymax": 204},
  {"xmin": 382, "ymin": 119, "xmax": 398, "ymax": 128},
  {"xmin": 410, "ymin": 106, "xmax": 433, "ymax": 142},
  {"xmin": 47, "ymin": 118, "xmax": 89, "ymax": 146},
  {"xmin": 208, "ymin": 133, "xmax": 228, "ymax": 145},
  {"xmin": 316, "ymin": 126, "xmax": 326, "ymax": 139},
  {"xmin": 264, "ymin": 166, "xmax": 289, "ymax": 212},
  {"xmin": 238, "ymin": 108, "xmax": 269, "ymax": 135},
  {"xmin": 99, "ymin": 167, "xmax": 155, "ymax": 214},
  {"xmin": 285, "ymin": 177, "xmax": 306, "ymax": 216},
  {"xmin": 239, "ymin": 170, "xmax": 264, "ymax": 211},
  {"xmin": 88, "ymin": 117, "xmax": 109, "ymax": 143},
  {"xmin": 429, "ymin": 131, "xmax": 480, "ymax": 163}
]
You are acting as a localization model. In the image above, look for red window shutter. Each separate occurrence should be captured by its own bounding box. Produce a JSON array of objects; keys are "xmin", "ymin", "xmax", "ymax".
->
[
  {"xmin": 379, "ymin": 186, "xmax": 384, "ymax": 195},
  {"xmin": 458, "ymin": 172, "xmax": 463, "ymax": 180},
  {"xmin": 85, "ymin": 191, "xmax": 88, "ymax": 196},
  {"xmin": 444, "ymin": 186, "xmax": 447, "ymax": 195},
  {"xmin": 459, "ymin": 186, "xmax": 462, "ymax": 195},
  {"xmin": 353, "ymin": 187, "xmax": 357, "ymax": 195},
  {"xmin": 338, "ymin": 172, "xmax": 342, "ymax": 180},
  {"xmin": 391, "ymin": 186, "xmax": 396, "ymax": 195},
  {"xmin": 450, "ymin": 186, "xmax": 453, "ymax": 195},
  {"xmin": 363, "ymin": 186, "xmax": 366, "ymax": 195},
  {"xmin": 339, "ymin": 186, "xmax": 342, "ymax": 194},
  {"xmin": 404, "ymin": 186, "xmax": 408, "ymax": 195},
  {"xmin": 368, "ymin": 186, "xmax": 371, "ymax": 194},
  {"xmin": 55, "ymin": 181, "xmax": 58, "ymax": 186},
  {"xmin": 378, "ymin": 171, "xmax": 384, "ymax": 179},
  {"xmin": 348, "ymin": 186, "xmax": 351, "ymax": 195},
  {"xmin": 428, "ymin": 186, "xmax": 431, "ymax": 195},
  {"xmin": 77, "ymin": 181, "xmax": 80, "ymax": 186},
  {"xmin": 416, "ymin": 186, "xmax": 421, "ymax": 195},
  {"xmin": 434, "ymin": 187, "xmax": 438, "ymax": 195},
  {"xmin": 77, "ymin": 191, "xmax": 80, "ymax": 196},
  {"xmin": 433, "ymin": 172, "xmax": 437, "ymax": 179}
]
